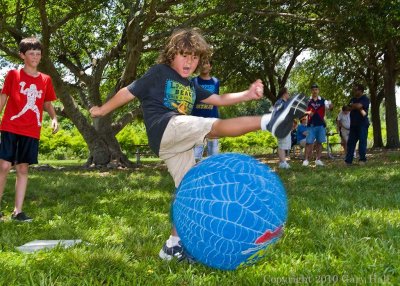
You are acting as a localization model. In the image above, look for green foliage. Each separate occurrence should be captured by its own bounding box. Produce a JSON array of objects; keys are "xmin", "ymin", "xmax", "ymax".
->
[
  {"xmin": 219, "ymin": 96, "xmax": 271, "ymax": 118},
  {"xmin": 116, "ymin": 122, "xmax": 148, "ymax": 157},
  {"xmin": 0, "ymin": 151, "xmax": 399, "ymax": 285},
  {"xmin": 220, "ymin": 131, "xmax": 277, "ymax": 154},
  {"xmin": 40, "ymin": 126, "xmax": 88, "ymax": 160}
]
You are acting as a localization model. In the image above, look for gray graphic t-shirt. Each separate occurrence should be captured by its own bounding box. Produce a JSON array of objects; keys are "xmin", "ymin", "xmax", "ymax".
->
[{"xmin": 127, "ymin": 64, "xmax": 212, "ymax": 155}]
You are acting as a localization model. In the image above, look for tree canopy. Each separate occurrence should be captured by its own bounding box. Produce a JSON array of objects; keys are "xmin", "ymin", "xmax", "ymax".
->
[{"xmin": 1, "ymin": 0, "xmax": 399, "ymax": 166}]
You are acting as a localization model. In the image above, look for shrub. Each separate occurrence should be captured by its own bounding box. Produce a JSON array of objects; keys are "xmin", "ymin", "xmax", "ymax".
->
[
  {"xmin": 40, "ymin": 126, "xmax": 88, "ymax": 160},
  {"xmin": 220, "ymin": 131, "xmax": 277, "ymax": 154}
]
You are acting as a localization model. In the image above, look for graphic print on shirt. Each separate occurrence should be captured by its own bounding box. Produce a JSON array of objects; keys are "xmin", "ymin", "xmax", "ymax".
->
[
  {"xmin": 193, "ymin": 80, "xmax": 218, "ymax": 111},
  {"xmin": 310, "ymin": 101, "xmax": 322, "ymax": 111},
  {"xmin": 10, "ymin": 81, "xmax": 43, "ymax": 126},
  {"xmin": 163, "ymin": 79, "xmax": 195, "ymax": 115}
]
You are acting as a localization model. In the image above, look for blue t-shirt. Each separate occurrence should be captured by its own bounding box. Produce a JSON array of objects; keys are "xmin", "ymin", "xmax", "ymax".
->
[
  {"xmin": 191, "ymin": 76, "xmax": 219, "ymax": 118},
  {"xmin": 127, "ymin": 64, "xmax": 213, "ymax": 155},
  {"xmin": 349, "ymin": 95, "xmax": 370, "ymax": 127},
  {"xmin": 296, "ymin": 124, "xmax": 307, "ymax": 142}
]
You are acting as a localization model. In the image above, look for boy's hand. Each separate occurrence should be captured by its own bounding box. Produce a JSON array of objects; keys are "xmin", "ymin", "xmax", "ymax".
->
[
  {"xmin": 247, "ymin": 79, "xmax": 264, "ymax": 100},
  {"xmin": 90, "ymin": 106, "xmax": 103, "ymax": 118},
  {"xmin": 51, "ymin": 118, "xmax": 59, "ymax": 134}
]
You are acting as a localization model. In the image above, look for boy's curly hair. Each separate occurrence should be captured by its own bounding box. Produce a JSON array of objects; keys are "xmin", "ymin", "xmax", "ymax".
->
[
  {"xmin": 19, "ymin": 37, "xmax": 42, "ymax": 54},
  {"xmin": 157, "ymin": 28, "xmax": 212, "ymax": 71}
]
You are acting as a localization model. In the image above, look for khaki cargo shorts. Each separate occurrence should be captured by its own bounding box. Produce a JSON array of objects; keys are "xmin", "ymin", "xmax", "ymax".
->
[{"xmin": 159, "ymin": 115, "xmax": 218, "ymax": 187}]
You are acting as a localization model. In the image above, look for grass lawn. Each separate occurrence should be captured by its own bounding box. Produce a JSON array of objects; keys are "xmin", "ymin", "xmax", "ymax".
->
[{"xmin": 0, "ymin": 150, "xmax": 399, "ymax": 285}]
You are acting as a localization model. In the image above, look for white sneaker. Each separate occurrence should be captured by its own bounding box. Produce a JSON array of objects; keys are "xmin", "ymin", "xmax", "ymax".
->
[
  {"xmin": 279, "ymin": 161, "xmax": 290, "ymax": 169},
  {"xmin": 302, "ymin": 160, "xmax": 309, "ymax": 166},
  {"xmin": 315, "ymin": 159, "xmax": 324, "ymax": 166}
]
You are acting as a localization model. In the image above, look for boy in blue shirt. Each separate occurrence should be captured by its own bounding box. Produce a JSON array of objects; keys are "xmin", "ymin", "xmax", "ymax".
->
[
  {"xmin": 191, "ymin": 60, "xmax": 220, "ymax": 160},
  {"xmin": 90, "ymin": 28, "xmax": 308, "ymax": 262}
]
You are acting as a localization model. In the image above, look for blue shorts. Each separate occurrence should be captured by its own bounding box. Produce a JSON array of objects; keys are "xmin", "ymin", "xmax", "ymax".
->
[
  {"xmin": 306, "ymin": 126, "xmax": 326, "ymax": 144},
  {"xmin": 0, "ymin": 131, "xmax": 39, "ymax": 165}
]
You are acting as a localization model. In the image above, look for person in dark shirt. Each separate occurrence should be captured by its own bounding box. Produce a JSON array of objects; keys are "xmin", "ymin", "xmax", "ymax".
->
[
  {"xmin": 90, "ymin": 28, "xmax": 308, "ymax": 263},
  {"xmin": 345, "ymin": 84, "xmax": 370, "ymax": 165},
  {"xmin": 191, "ymin": 60, "xmax": 220, "ymax": 160}
]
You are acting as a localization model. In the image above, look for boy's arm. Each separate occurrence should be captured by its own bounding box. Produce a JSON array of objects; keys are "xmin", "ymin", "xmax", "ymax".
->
[
  {"xmin": 90, "ymin": 87, "xmax": 135, "ymax": 117},
  {"xmin": 0, "ymin": 93, "xmax": 7, "ymax": 114},
  {"xmin": 350, "ymin": 102, "xmax": 363, "ymax": 110},
  {"xmin": 201, "ymin": 80, "xmax": 263, "ymax": 106},
  {"xmin": 43, "ymin": 101, "xmax": 59, "ymax": 134}
]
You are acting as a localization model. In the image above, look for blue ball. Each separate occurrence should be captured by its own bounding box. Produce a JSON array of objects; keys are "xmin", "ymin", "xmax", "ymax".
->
[{"xmin": 173, "ymin": 153, "xmax": 287, "ymax": 270}]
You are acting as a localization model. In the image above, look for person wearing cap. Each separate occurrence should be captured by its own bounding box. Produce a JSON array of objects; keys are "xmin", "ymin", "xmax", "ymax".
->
[{"xmin": 302, "ymin": 83, "xmax": 333, "ymax": 167}]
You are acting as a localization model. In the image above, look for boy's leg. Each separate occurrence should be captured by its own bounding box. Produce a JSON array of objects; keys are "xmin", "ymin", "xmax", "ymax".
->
[
  {"xmin": 193, "ymin": 144, "xmax": 204, "ymax": 161},
  {"xmin": 315, "ymin": 126, "xmax": 327, "ymax": 163},
  {"xmin": 207, "ymin": 93, "xmax": 308, "ymax": 139},
  {"xmin": 0, "ymin": 132, "xmax": 17, "ymax": 211},
  {"xmin": 207, "ymin": 116, "xmax": 262, "ymax": 138},
  {"xmin": 303, "ymin": 127, "xmax": 316, "ymax": 166},
  {"xmin": 358, "ymin": 126, "xmax": 368, "ymax": 162},
  {"xmin": 0, "ymin": 159, "xmax": 13, "ymax": 209},
  {"xmin": 158, "ymin": 116, "xmax": 216, "ymax": 262},
  {"xmin": 14, "ymin": 163, "xmax": 29, "ymax": 215},
  {"xmin": 207, "ymin": 139, "xmax": 219, "ymax": 156},
  {"xmin": 345, "ymin": 127, "xmax": 357, "ymax": 164},
  {"xmin": 11, "ymin": 134, "xmax": 38, "ymax": 222}
]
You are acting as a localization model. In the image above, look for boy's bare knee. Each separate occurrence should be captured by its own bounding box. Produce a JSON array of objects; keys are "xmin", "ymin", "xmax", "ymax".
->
[
  {"xmin": 15, "ymin": 164, "xmax": 29, "ymax": 176},
  {"xmin": 0, "ymin": 160, "xmax": 12, "ymax": 174},
  {"xmin": 206, "ymin": 120, "xmax": 220, "ymax": 138}
]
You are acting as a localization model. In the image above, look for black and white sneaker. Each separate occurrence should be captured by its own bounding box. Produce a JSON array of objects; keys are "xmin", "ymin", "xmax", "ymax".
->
[
  {"xmin": 11, "ymin": 212, "xmax": 33, "ymax": 222},
  {"xmin": 0, "ymin": 211, "xmax": 4, "ymax": 221},
  {"xmin": 159, "ymin": 241, "xmax": 196, "ymax": 264},
  {"xmin": 266, "ymin": 93, "xmax": 308, "ymax": 138}
]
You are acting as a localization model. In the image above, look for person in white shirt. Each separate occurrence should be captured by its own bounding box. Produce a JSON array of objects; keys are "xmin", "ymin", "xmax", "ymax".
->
[{"xmin": 336, "ymin": 105, "xmax": 351, "ymax": 157}]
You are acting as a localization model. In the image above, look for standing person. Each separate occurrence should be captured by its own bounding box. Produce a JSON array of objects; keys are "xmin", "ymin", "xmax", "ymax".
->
[
  {"xmin": 274, "ymin": 87, "xmax": 292, "ymax": 169},
  {"xmin": 191, "ymin": 60, "xmax": 220, "ymax": 161},
  {"xmin": 90, "ymin": 28, "xmax": 308, "ymax": 262},
  {"xmin": 345, "ymin": 84, "xmax": 370, "ymax": 165},
  {"xmin": 336, "ymin": 105, "xmax": 351, "ymax": 157},
  {"xmin": 302, "ymin": 83, "xmax": 333, "ymax": 167},
  {"xmin": 0, "ymin": 37, "xmax": 59, "ymax": 222}
]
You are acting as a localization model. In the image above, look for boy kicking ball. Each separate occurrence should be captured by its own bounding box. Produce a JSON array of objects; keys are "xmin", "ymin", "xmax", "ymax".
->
[{"xmin": 90, "ymin": 28, "xmax": 307, "ymax": 262}]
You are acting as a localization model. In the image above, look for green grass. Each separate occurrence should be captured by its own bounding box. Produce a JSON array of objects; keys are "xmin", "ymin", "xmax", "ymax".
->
[{"xmin": 0, "ymin": 151, "xmax": 399, "ymax": 285}]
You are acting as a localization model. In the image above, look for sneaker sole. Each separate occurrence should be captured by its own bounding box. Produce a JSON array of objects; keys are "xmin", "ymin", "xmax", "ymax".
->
[
  {"xmin": 159, "ymin": 249, "xmax": 174, "ymax": 261},
  {"xmin": 159, "ymin": 247, "xmax": 196, "ymax": 263},
  {"xmin": 271, "ymin": 94, "xmax": 307, "ymax": 138}
]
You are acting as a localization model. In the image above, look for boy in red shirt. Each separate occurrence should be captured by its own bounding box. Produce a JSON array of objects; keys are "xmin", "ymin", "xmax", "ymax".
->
[{"xmin": 0, "ymin": 37, "xmax": 59, "ymax": 222}]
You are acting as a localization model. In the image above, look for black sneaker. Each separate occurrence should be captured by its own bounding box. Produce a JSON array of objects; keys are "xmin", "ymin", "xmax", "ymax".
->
[
  {"xmin": 266, "ymin": 93, "xmax": 308, "ymax": 138},
  {"xmin": 11, "ymin": 212, "xmax": 33, "ymax": 222},
  {"xmin": 158, "ymin": 241, "xmax": 196, "ymax": 264}
]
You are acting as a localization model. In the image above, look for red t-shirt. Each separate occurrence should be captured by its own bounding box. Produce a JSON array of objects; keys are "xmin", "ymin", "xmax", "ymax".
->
[{"xmin": 0, "ymin": 69, "xmax": 57, "ymax": 139}]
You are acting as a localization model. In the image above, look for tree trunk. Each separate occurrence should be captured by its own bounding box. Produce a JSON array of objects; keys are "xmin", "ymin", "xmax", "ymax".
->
[
  {"xmin": 368, "ymin": 81, "xmax": 384, "ymax": 148},
  {"xmin": 42, "ymin": 60, "xmax": 136, "ymax": 168},
  {"xmin": 383, "ymin": 39, "xmax": 400, "ymax": 148}
]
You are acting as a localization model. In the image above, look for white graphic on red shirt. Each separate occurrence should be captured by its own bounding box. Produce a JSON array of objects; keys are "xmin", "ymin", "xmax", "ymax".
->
[{"xmin": 11, "ymin": 82, "xmax": 42, "ymax": 126}]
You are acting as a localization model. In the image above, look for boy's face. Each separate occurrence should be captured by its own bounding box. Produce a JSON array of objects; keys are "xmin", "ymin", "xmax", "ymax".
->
[
  {"xmin": 170, "ymin": 51, "xmax": 199, "ymax": 78},
  {"xmin": 20, "ymin": 49, "xmax": 42, "ymax": 68},
  {"xmin": 200, "ymin": 61, "xmax": 211, "ymax": 75},
  {"xmin": 311, "ymin": 87, "xmax": 319, "ymax": 97}
]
